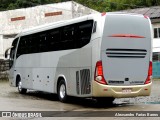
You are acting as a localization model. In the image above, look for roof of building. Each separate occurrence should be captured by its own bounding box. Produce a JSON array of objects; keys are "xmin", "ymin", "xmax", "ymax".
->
[{"xmin": 121, "ymin": 6, "xmax": 160, "ymax": 19}]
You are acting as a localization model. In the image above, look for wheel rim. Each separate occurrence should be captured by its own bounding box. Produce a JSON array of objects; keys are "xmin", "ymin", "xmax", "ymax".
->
[
  {"xmin": 60, "ymin": 84, "xmax": 66, "ymax": 99},
  {"xmin": 18, "ymin": 81, "xmax": 22, "ymax": 92}
]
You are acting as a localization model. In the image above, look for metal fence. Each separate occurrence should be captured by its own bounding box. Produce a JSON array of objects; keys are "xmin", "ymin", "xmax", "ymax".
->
[
  {"xmin": 0, "ymin": 59, "xmax": 9, "ymax": 80},
  {"xmin": 153, "ymin": 62, "xmax": 160, "ymax": 79}
]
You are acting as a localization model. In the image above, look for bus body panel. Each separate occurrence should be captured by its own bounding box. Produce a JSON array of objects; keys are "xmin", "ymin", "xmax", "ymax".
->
[
  {"xmin": 55, "ymin": 44, "xmax": 92, "ymax": 96},
  {"xmin": 101, "ymin": 14, "xmax": 152, "ymax": 86},
  {"xmin": 92, "ymin": 80, "xmax": 151, "ymax": 97},
  {"xmin": 14, "ymin": 50, "xmax": 75, "ymax": 93},
  {"xmin": 13, "ymin": 42, "xmax": 92, "ymax": 96},
  {"xmin": 8, "ymin": 13, "xmax": 152, "ymax": 99}
]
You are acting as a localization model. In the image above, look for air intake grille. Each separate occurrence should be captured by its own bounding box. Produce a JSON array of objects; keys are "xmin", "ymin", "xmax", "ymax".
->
[
  {"xmin": 106, "ymin": 49, "xmax": 147, "ymax": 58},
  {"xmin": 76, "ymin": 71, "xmax": 80, "ymax": 94},
  {"xmin": 80, "ymin": 69, "xmax": 91, "ymax": 95}
]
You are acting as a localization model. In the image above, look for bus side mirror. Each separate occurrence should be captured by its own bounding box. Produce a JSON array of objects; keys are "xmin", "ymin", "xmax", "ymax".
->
[
  {"xmin": 4, "ymin": 46, "xmax": 13, "ymax": 58},
  {"xmin": 5, "ymin": 50, "xmax": 8, "ymax": 58}
]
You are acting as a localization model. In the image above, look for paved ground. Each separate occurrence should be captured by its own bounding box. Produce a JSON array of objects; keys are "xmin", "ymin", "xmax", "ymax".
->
[{"xmin": 0, "ymin": 80, "xmax": 160, "ymax": 120}]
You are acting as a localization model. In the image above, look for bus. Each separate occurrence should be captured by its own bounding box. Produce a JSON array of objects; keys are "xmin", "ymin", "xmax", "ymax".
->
[{"xmin": 5, "ymin": 13, "xmax": 152, "ymax": 103}]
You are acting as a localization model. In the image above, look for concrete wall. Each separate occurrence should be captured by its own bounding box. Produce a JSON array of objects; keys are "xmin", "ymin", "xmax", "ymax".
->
[
  {"xmin": 72, "ymin": 1, "xmax": 98, "ymax": 18},
  {"xmin": 0, "ymin": 35, "xmax": 3, "ymax": 59},
  {"xmin": 0, "ymin": 1, "xmax": 99, "ymax": 59},
  {"xmin": 1, "ymin": 2, "xmax": 73, "ymax": 35}
]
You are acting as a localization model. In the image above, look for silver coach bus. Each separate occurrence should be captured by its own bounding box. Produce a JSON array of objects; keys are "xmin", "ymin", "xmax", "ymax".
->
[{"xmin": 5, "ymin": 13, "xmax": 152, "ymax": 103}]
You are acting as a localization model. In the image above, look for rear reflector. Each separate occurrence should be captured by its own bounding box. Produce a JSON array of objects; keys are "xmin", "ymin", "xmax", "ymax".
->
[
  {"xmin": 103, "ymin": 88, "xmax": 108, "ymax": 91},
  {"xmin": 145, "ymin": 61, "xmax": 152, "ymax": 84},
  {"xmin": 144, "ymin": 15, "xmax": 149, "ymax": 19},
  {"xmin": 101, "ymin": 12, "xmax": 106, "ymax": 16},
  {"xmin": 94, "ymin": 61, "xmax": 107, "ymax": 85},
  {"xmin": 109, "ymin": 34, "xmax": 145, "ymax": 38}
]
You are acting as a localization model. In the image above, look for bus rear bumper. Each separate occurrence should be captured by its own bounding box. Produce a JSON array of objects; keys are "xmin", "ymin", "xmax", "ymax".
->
[{"xmin": 92, "ymin": 81, "xmax": 151, "ymax": 98}]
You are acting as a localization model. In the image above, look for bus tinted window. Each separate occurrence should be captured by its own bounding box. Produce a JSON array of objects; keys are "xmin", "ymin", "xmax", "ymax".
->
[
  {"xmin": 28, "ymin": 36, "xmax": 33, "ymax": 54},
  {"xmin": 47, "ymin": 28, "xmax": 61, "ymax": 51},
  {"xmin": 16, "ymin": 20, "xmax": 93, "ymax": 57},
  {"xmin": 62, "ymin": 25, "xmax": 75, "ymax": 50},
  {"xmin": 77, "ymin": 20, "xmax": 93, "ymax": 48},
  {"xmin": 31, "ymin": 34, "xmax": 39, "ymax": 53},
  {"xmin": 38, "ymin": 32, "xmax": 47, "ymax": 52}
]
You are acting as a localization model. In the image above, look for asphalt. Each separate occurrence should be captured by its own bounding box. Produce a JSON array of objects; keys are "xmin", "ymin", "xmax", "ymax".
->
[{"xmin": 0, "ymin": 80, "xmax": 160, "ymax": 120}]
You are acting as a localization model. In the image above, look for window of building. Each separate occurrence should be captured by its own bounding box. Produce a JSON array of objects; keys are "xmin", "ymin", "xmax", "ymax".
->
[
  {"xmin": 154, "ymin": 28, "xmax": 160, "ymax": 38},
  {"xmin": 154, "ymin": 28, "xmax": 158, "ymax": 38},
  {"xmin": 153, "ymin": 52, "xmax": 160, "ymax": 62}
]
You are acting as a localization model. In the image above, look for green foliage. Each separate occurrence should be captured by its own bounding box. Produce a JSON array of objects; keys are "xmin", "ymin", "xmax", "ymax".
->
[{"xmin": 0, "ymin": 0, "xmax": 160, "ymax": 12}]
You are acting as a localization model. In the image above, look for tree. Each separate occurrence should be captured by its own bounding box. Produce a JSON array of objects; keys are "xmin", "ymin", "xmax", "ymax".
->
[{"xmin": 0, "ymin": 0, "xmax": 160, "ymax": 12}]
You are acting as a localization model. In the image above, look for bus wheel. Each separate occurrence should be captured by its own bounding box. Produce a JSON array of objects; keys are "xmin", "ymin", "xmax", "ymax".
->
[
  {"xmin": 58, "ymin": 80, "xmax": 67, "ymax": 102},
  {"xmin": 17, "ymin": 78, "xmax": 27, "ymax": 94}
]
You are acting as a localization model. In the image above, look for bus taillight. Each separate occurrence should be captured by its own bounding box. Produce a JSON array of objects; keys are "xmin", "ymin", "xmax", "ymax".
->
[
  {"xmin": 145, "ymin": 61, "xmax": 152, "ymax": 84},
  {"xmin": 94, "ymin": 61, "xmax": 107, "ymax": 85}
]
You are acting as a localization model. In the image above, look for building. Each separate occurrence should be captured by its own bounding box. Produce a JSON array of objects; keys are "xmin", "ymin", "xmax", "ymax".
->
[{"xmin": 0, "ymin": 1, "xmax": 98, "ymax": 59}]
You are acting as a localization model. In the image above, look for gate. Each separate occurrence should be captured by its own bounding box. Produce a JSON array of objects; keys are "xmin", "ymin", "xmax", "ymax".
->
[{"xmin": 153, "ymin": 62, "xmax": 160, "ymax": 79}]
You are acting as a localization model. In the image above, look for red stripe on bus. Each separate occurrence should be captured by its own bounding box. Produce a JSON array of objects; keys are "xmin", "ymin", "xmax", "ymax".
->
[{"xmin": 109, "ymin": 34, "xmax": 145, "ymax": 38}]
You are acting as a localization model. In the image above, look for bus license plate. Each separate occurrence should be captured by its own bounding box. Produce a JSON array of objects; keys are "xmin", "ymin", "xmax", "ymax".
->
[{"xmin": 122, "ymin": 88, "xmax": 132, "ymax": 93}]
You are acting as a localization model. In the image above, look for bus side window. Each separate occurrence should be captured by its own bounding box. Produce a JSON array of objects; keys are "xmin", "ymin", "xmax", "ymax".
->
[
  {"xmin": 77, "ymin": 20, "xmax": 93, "ymax": 48},
  {"xmin": 47, "ymin": 28, "xmax": 61, "ymax": 51},
  {"xmin": 16, "ymin": 37, "xmax": 25, "ymax": 58},
  {"xmin": 27, "ymin": 36, "xmax": 33, "ymax": 54},
  {"xmin": 30, "ymin": 34, "xmax": 38, "ymax": 53},
  {"xmin": 38, "ymin": 32, "xmax": 47, "ymax": 52},
  {"xmin": 62, "ymin": 25, "xmax": 75, "ymax": 50},
  {"xmin": 19, "ymin": 38, "xmax": 26, "ymax": 55},
  {"xmin": 20, "ymin": 36, "xmax": 30, "ymax": 55}
]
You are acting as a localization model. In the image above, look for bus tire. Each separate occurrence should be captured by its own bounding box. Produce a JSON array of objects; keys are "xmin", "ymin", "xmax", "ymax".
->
[
  {"xmin": 17, "ymin": 77, "xmax": 27, "ymax": 94},
  {"xmin": 58, "ymin": 80, "xmax": 67, "ymax": 102}
]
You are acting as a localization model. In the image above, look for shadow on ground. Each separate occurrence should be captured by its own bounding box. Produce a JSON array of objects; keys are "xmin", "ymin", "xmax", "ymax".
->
[{"xmin": 18, "ymin": 90, "xmax": 130, "ymax": 108}]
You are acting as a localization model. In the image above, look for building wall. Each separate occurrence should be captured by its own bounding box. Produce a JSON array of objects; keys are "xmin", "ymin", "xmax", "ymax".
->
[
  {"xmin": 72, "ymin": 1, "xmax": 98, "ymax": 18},
  {"xmin": 153, "ymin": 23, "xmax": 160, "ymax": 52},
  {"xmin": 0, "ymin": 35, "xmax": 3, "ymax": 59},
  {"xmin": 1, "ymin": 2, "xmax": 73, "ymax": 35}
]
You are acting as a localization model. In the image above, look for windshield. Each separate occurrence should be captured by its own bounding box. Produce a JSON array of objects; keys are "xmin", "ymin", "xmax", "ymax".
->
[{"xmin": 9, "ymin": 38, "xmax": 18, "ymax": 68}]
